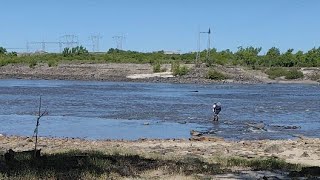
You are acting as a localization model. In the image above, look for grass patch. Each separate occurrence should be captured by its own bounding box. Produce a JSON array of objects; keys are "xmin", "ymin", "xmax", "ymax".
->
[
  {"xmin": 206, "ymin": 69, "xmax": 227, "ymax": 80},
  {"xmin": 215, "ymin": 156, "xmax": 302, "ymax": 172},
  {"xmin": 0, "ymin": 150, "xmax": 228, "ymax": 179},
  {"xmin": 1, "ymin": 149, "xmax": 314, "ymax": 179}
]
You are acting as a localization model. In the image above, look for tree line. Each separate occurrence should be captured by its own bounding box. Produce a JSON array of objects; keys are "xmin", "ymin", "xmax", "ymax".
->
[{"xmin": 1, "ymin": 46, "xmax": 320, "ymax": 68}]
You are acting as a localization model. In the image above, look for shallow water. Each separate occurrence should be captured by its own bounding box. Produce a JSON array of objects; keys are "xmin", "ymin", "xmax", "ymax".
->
[{"xmin": 0, "ymin": 79, "xmax": 319, "ymax": 140}]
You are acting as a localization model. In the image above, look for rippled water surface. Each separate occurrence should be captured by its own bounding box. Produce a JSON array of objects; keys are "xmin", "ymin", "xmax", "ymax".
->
[{"xmin": 0, "ymin": 79, "xmax": 319, "ymax": 140}]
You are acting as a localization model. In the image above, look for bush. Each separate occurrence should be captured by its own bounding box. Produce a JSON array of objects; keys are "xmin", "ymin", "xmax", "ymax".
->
[
  {"xmin": 285, "ymin": 69, "xmax": 304, "ymax": 79},
  {"xmin": 153, "ymin": 62, "xmax": 161, "ymax": 73},
  {"xmin": 48, "ymin": 59, "xmax": 58, "ymax": 67},
  {"xmin": 171, "ymin": 62, "xmax": 189, "ymax": 76},
  {"xmin": 265, "ymin": 67, "xmax": 287, "ymax": 79},
  {"xmin": 29, "ymin": 59, "xmax": 37, "ymax": 68},
  {"xmin": 265, "ymin": 68, "xmax": 304, "ymax": 80},
  {"xmin": 206, "ymin": 69, "xmax": 227, "ymax": 80}
]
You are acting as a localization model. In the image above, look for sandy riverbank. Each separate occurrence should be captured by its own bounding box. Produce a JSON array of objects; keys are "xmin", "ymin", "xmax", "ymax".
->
[
  {"xmin": 0, "ymin": 63, "xmax": 319, "ymax": 84},
  {"xmin": 1, "ymin": 135, "xmax": 320, "ymax": 179},
  {"xmin": 1, "ymin": 135, "xmax": 319, "ymax": 167}
]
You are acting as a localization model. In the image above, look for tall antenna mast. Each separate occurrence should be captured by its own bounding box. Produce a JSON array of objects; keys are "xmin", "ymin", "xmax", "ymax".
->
[
  {"xmin": 196, "ymin": 27, "xmax": 211, "ymax": 65},
  {"xmin": 207, "ymin": 28, "xmax": 211, "ymax": 59},
  {"xmin": 196, "ymin": 27, "xmax": 201, "ymax": 65}
]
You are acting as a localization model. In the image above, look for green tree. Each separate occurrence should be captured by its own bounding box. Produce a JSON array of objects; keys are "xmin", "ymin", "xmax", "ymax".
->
[
  {"xmin": 279, "ymin": 49, "xmax": 295, "ymax": 67},
  {"xmin": 294, "ymin": 50, "xmax": 305, "ymax": 67},
  {"xmin": 305, "ymin": 47, "xmax": 320, "ymax": 67},
  {"xmin": 0, "ymin": 47, "xmax": 7, "ymax": 54},
  {"xmin": 264, "ymin": 47, "xmax": 280, "ymax": 67},
  {"xmin": 235, "ymin": 46, "xmax": 262, "ymax": 68}
]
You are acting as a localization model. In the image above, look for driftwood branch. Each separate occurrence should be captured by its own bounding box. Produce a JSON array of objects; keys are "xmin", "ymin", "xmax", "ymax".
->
[{"xmin": 33, "ymin": 96, "xmax": 48, "ymax": 158}]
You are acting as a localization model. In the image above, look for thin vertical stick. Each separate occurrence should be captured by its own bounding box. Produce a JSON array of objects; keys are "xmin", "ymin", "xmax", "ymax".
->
[{"xmin": 34, "ymin": 96, "xmax": 42, "ymax": 157}]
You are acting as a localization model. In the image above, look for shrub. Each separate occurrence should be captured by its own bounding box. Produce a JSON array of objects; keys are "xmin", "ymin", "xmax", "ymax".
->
[
  {"xmin": 29, "ymin": 59, "xmax": 37, "ymax": 68},
  {"xmin": 48, "ymin": 59, "xmax": 58, "ymax": 67},
  {"xmin": 265, "ymin": 68, "xmax": 304, "ymax": 80},
  {"xmin": 153, "ymin": 62, "xmax": 161, "ymax": 73},
  {"xmin": 0, "ymin": 59, "xmax": 10, "ymax": 67},
  {"xmin": 285, "ymin": 69, "xmax": 304, "ymax": 79},
  {"xmin": 171, "ymin": 62, "xmax": 189, "ymax": 76},
  {"xmin": 206, "ymin": 69, "xmax": 227, "ymax": 80},
  {"xmin": 265, "ymin": 67, "xmax": 287, "ymax": 79}
]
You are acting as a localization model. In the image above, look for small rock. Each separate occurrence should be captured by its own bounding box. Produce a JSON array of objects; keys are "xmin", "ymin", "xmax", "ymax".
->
[
  {"xmin": 178, "ymin": 121, "xmax": 187, "ymax": 124},
  {"xmin": 300, "ymin": 151, "xmax": 310, "ymax": 157},
  {"xmin": 190, "ymin": 130, "xmax": 202, "ymax": 136},
  {"xmin": 264, "ymin": 144, "xmax": 284, "ymax": 154}
]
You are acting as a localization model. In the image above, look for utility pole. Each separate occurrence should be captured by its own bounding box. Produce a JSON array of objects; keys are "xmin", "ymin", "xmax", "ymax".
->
[{"xmin": 195, "ymin": 27, "xmax": 211, "ymax": 66}]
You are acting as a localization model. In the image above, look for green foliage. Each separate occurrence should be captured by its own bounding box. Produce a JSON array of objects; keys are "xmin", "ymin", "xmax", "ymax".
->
[
  {"xmin": 0, "ymin": 46, "xmax": 320, "ymax": 69},
  {"xmin": 263, "ymin": 47, "xmax": 280, "ymax": 67},
  {"xmin": 285, "ymin": 69, "xmax": 304, "ymax": 79},
  {"xmin": 265, "ymin": 67, "xmax": 288, "ymax": 79},
  {"xmin": 29, "ymin": 59, "xmax": 37, "ymax": 68},
  {"xmin": 63, "ymin": 46, "xmax": 89, "ymax": 57},
  {"xmin": 206, "ymin": 69, "xmax": 227, "ymax": 80},
  {"xmin": 265, "ymin": 67, "xmax": 304, "ymax": 79},
  {"xmin": 0, "ymin": 47, "xmax": 7, "ymax": 54},
  {"xmin": 152, "ymin": 62, "xmax": 161, "ymax": 73},
  {"xmin": 235, "ymin": 46, "xmax": 262, "ymax": 67},
  {"xmin": 305, "ymin": 47, "xmax": 320, "ymax": 67},
  {"xmin": 171, "ymin": 62, "xmax": 189, "ymax": 76},
  {"xmin": 48, "ymin": 59, "xmax": 58, "ymax": 67}
]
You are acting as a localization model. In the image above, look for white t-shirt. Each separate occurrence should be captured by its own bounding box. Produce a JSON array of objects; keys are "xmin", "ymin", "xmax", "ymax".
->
[{"xmin": 212, "ymin": 104, "xmax": 216, "ymax": 112}]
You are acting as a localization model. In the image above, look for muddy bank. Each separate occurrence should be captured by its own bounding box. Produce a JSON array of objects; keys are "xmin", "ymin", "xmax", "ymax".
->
[{"xmin": 1, "ymin": 63, "xmax": 319, "ymax": 84}]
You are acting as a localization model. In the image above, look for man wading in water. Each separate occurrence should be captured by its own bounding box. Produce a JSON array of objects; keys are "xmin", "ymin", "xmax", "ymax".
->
[{"xmin": 212, "ymin": 102, "xmax": 221, "ymax": 121}]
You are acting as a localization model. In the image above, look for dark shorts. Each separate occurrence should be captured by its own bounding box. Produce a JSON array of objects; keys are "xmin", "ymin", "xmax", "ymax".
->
[{"xmin": 214, "ymin": 110, "xmax": 221, "ymax": 115}]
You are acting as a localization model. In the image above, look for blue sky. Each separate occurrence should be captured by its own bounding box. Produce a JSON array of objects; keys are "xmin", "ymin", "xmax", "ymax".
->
[{"xmin": 1, "ymin": 0, "xmax": 320, "ymax": 53}]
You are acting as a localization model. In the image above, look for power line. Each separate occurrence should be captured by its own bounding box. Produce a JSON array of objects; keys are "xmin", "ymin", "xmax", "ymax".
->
[{"xmin": 60, "ymin": 34, "xmax": 79, "ymax": 49}]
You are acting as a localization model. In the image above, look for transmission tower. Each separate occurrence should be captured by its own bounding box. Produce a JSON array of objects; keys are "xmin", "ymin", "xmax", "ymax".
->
[
  {"xmin": 112, "ymin": 35, "xmax": 125, "ymax": 50},
  {"xmin": 90, "ymin": 34, "xmax": 102, "ymax": 52},
  {"xmin": 60, "ymin": 34, "xmax": 79, "ymax": 49}
]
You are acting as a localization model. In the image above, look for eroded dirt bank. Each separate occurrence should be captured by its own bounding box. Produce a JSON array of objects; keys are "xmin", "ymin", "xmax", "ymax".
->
[{"xmin": 1, "ymin": 63, "xmax": 319, "ymax": 84}]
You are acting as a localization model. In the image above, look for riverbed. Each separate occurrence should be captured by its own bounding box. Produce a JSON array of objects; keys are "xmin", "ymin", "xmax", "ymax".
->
[{"xmin": 0, "ymin": 79, "xmax": 319, "ymax": 140}]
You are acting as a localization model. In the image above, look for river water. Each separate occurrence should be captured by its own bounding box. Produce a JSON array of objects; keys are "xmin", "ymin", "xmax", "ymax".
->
[{"xmin": 0, "ymin": 79, "xmax": 319, "ymax": 140}]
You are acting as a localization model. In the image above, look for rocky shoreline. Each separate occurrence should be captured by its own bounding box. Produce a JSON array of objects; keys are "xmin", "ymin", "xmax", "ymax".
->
[{"xmin": 1, "ymin": 63, "xmax": 319, "ymax": 84}]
